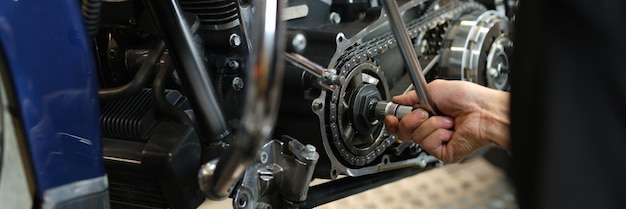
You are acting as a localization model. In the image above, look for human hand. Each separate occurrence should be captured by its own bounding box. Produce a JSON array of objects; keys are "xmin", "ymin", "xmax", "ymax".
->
[{"xmin": 384, "ymin": 79, "xmax": 510, "ymax": 163}]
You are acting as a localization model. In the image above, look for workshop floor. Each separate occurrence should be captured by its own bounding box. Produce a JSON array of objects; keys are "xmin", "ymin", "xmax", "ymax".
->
[{"xmin": 199, "ymin": 157, "xmax": 518, "ymax": 209}]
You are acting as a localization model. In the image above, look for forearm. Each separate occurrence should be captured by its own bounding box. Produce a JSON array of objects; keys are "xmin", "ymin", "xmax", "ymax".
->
[{"xmin": 480, "ymin": 89, "xmax": 511, "ymax": 150}]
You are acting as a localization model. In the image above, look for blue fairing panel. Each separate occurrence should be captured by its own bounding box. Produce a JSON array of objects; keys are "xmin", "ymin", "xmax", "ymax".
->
[{"xmin": 0, "ymin": 0, "xmax": 104, "ymax": 196}]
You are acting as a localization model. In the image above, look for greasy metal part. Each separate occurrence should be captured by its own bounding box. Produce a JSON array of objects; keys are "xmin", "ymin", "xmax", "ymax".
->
[
  {"xmin": 440, "ymin": 10, "xmax": 510, "ymax": 90},
  {"xmin": 381, "ymin": 0, "xmax": 439, "ymax": 116},
  {"xmin": 200, "ymin": 0, "xmax": 285, "ymax": 200},
  {"xmin": 284, "ymin": 52, "xmax": 341, "ymax": 91},
  {"xmin": 486, "ymin": 35, "xmax": 513, "ymax": 90},
  {"xmin": 374, "ymin": 101, "xmax": 415, "ymax": 120},
  {"xmin": 98, "ymin": 40, "xmax": 165, "ymax": 100},
  {"xmin": 330, "ymin": 62, "xmax": 390, "ymax": 166},
  {"xmin": 233, "ymin": 138, "xmax": 319, "ymax": 209},
  {"xmin": 144, "ymin": 0, "xmax": 231, "ymax": 142}
]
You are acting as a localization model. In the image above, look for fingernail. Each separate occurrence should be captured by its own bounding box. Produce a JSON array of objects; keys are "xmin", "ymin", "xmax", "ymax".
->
[
  {"xmin": 417, "ymin": 109, "xmax": 428, "ymax": 119},
  {"xmin": 442, "ymin": 117, "xmax": 453, "ymax": 124}
]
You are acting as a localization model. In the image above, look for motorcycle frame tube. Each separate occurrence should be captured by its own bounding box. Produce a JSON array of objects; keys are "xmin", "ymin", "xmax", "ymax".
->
[
  {"xmin": 206, "ymin": 0, "xmax": 286, "ymax": 199},
  {"xmin": 0, "ymin": 0, "xmax": 108, "ymax": 207},
  {"xmin": 144, "ymin": 0, "xmax": 231, "ymax": 142}
]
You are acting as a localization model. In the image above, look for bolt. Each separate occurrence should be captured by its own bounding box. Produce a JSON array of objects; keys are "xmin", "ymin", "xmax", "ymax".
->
[
  {"xmin": 312, "ymin": 100, "xmax": 323, "ymax": 111},
  {"xmin": 108, "ymin": 49, "xmax": 117, "ymax": 60},
  {"xmin": 329, "ymin": 12, "xmax": 341, "ymax": 24},
  {"xmin": 489, "ymin": 67, "xmax": 499, "ymax": 78},
  {"xmin": 128, "ymin": 18, "xmax": 137, "ymax": 25},
  {"xmin": 291, "ymin": 33, "xmax": 307, "ymax": 53},
  {"xmin": 228, "ymin": 60, "xmax": 240, "ymax": 70},
  {"xmin": 305, "ymin": 144, "xmax": 316, "ymax": 153},
  {"xmin": 229, "ymin": 33, "xmax": 241, "ymax": 48},
  {"xmin": 260, "ymin": 151, "xmax": 268, "ymax": 163},
  {"xmin": 232, "ymin": 77, "xmax": 244, "ymax": 91},
  {"xmin": 237, "ymin": 194, "xmax": 248, "ymax": 208},
  {"xmin": 302, "ymin": 144, "xmax": 318, "ymax": 161},
  {"xmin": 383, "ymin": 132, "xmax": 390, "ymax": 138}
]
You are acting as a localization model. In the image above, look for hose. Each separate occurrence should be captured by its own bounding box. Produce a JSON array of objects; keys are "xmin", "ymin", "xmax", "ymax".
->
[
  {"xmin": 152, "ymin": 55, "xmax": 193, "ymax": 126},
  {"xmin": 98, "ymin": 40, "xmax": 166, "ymax": 100}
]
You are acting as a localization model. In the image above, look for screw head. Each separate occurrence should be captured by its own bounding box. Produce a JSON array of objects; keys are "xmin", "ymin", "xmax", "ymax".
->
[
  {"xmin": 228, "ymin": 60, "xmax": 240, "ymax": 70},
  {"xmin": 329, "ymin": 12, "xmax": 341, "ymax": 24},
  {"xmin": 232, "ymin": 77, "xmax": 244, "ymax": 91},
  {"xmin": 291, "ymin": 33, "xmax": 307, "ymax": 53},
  {"xmin": 305, "ymin": 144, "xmax": 316, "ymax": 153},
  {"xmin": 229, "ymin": 33, "xmax": 241, "ymax": 48},
  {"xmin": 312, "ymin": 100, "xmax": 323, "ymax": 111}
]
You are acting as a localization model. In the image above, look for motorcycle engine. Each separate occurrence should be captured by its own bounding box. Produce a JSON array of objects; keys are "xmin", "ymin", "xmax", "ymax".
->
[{"xmin": 93, "ymin": 0, "xmax": 514, "ymax": 208}]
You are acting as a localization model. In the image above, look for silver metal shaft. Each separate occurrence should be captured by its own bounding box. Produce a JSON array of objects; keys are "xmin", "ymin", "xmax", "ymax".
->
[
  {"xmin": 381, "ymin": 0, "xmax": 439, "ymax": 115},
  {"xmin": 199, "ymin": 0, "xmax": 285, "ymax": 200},
  {"xmin": 374, "ymin": 101, "xmax": 415, "ymax": 120}
]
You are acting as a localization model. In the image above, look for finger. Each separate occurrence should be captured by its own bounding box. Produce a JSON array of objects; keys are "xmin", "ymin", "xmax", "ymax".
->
[
  {"xmin": 392, "ymin": 90, "xmax": 420, "ymax": 106},
  {"xmin": 410, "ymin": 116, "xmax": 454, "ymax": 144},
  {"xmin": 418, "ymin": 129, "xmax": 454, "ymax": 162},
  {"xmin": 384, "ymin": 115, "xmax": 399, "ymax": 135},
  {"xmin": 395, "ymin": 108, "xmax": 429, "ymax": 141}
]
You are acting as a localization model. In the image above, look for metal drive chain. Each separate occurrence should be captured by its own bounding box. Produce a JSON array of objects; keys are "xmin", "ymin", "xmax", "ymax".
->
[{"xmin": 326, "ymin": 0, "xmax": 486, "ymax": 167}]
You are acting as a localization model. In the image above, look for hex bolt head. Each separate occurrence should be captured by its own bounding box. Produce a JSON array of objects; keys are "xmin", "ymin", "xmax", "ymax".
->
[
  {"xmin": 329, "ymin": 12, "xmax": 341, "ymax": 24},
  {"xmin": 291, "ymin": 33, "xmax": 307, "ymax": 53},
  {"xmin": 232, "ymin": 77, "xmax": 244, "ymax": 91},
  {"xmin": 305, "ymin": 144, "xmax": 316, "ymax": 153},
  {"xmin": 312, "ymin": 100, "xmax": 323, "ymax": 111},
  {"xmin": 229, "ymin": 33, "xmax": 241, "ymax": 48},
  {"xmin": 228, "ymin": 60, "xmax": 240, "ymax": 70}
]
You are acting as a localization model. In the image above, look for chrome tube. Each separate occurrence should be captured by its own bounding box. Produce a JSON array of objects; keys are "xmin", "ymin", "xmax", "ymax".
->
[
  {"xmin": 200, "ymin": 0, "xmax": 285, "ymax": 200},
  {"xmin": 381, "ymin": 0, "xmax": 440, "ymax": 115}
]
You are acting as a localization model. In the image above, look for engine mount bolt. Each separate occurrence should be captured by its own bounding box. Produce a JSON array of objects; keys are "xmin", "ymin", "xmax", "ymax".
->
[
  {"xmin": 229, "ymin": 33, "xmax": 241, "ymax": 48},
  {"xmin": 329, "ymin": 12, "xmax": 341, "ymax": 24},
  {"xmin": 312, "ymin": 100, "xmax": 323, "ymax": 111},
  {"xmin": 232, "ymin": 77, "xmax": 244, "ymax": 91},
  {"xmin": 305, "ymin": 144, "xmax": 316, "ymax": 153},
  {"xmin": 228, "ymin": 60, "xmax": 240, "ymax": 70},
  {"xmin": 302, "ymin": 144, "xmax": 318, "ymax": 161},
  {"xmin": 291, "ymin": 33, "xmax": 307, "ymax": 53}
]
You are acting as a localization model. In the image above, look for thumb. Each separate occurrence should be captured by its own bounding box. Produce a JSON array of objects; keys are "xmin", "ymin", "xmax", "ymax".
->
[{"xmin": 392, "ymin": 90, "xmax": 420, "ymax": 106}]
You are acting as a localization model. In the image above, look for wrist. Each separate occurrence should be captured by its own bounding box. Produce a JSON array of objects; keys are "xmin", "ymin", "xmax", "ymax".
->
[{"xmin": 479, "ymin": 89, "xmax": 511, "ymax": 150}]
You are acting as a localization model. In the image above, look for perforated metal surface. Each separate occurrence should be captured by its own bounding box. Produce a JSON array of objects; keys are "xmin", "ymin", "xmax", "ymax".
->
[
  {"xmin": 315, "ymin": 157, "xmax": 517, "ymax": 209},
  {"xmin": 199, "ymin": 157, "xmax": 517, "ymax": 209}
]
